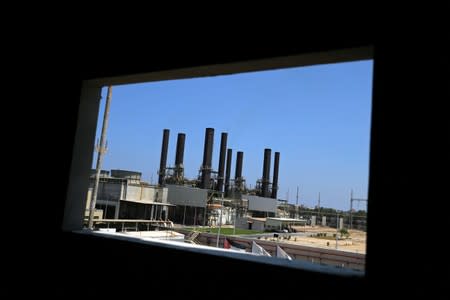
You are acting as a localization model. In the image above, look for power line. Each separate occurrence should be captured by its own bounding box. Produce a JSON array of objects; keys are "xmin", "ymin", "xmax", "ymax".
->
[{"xmin": 349, "ymin": 189, "xmax": 367, "ymax": 229}]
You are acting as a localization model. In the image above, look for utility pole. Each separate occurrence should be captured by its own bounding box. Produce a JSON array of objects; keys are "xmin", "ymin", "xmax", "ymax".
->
[
  {"xmin": 88, "ymin": 86, "xmax": 112, "ymax": 229},
  {"xmin": 350, "ymin": 189, "xmax": 353, "ymax": 229},
  {"xmin": 296, "ymin": 186, "xmax": 299, "ymax": 206},
  {"xmin": 216, "ymin": 177, "xmax": 225, "ymax": 248},
  {"xmin": 349, "ymin": 189, "xmax": 368, "ymax": 230},
  {"xmin": 233, "ymin": 201, "xmax": 237, "ymax": 235},
  {"xmin": 216, "ymin": 146, "xmax": 227, "ymax": 248},
  {"xmin": 336, "ymin": 210, "xmax": 339, "ymax": 249},
  {"xmin": 318, "ymin": 192, "xmax": 321, "ymax": 218},
  {"xmin": 183, "ymin": 198, "xmax": 187, "ymax": 226}
]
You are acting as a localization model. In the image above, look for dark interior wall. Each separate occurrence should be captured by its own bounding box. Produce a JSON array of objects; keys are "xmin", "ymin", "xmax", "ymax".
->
[
  {"xmin": 46, "ymin": 37, "xmax": 447, "ymax": 297},
  {"xmin": 365, "ymin": 41, "xmax": 448, "ymax": 295}
]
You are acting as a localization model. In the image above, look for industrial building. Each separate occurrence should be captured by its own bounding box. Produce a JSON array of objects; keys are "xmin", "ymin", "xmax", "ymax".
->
[
  {"xmin": 85, "ymin": 169, "xmax": 173, "ymax": 222},
  {"xmin": 265, "ymin": 217, "xmax": 307, "ymax": 231},
  {"xmin": 81, "ymin": 122, "xmax": 320, "ymax": 232},
  {"xmin": 86, "ymin": 127, "xmax": 303, "ymax": 229}
]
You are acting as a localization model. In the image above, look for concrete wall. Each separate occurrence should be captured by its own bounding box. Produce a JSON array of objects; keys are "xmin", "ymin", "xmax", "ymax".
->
[
  {"xmin": 92, "ymin": 180, "xmax": 166, "ymax": 204},
  {"xmin": 84, "ymin": 208, "xmax": 103, "ymax": 220},
  {"xmin": 167, "ymin": 185, "xmax": 207, "ymax": 208},
  {"xmin": 235, "ymin": 217, "xmax": 265, "ymax": 231},
  {"xmin": 265, "ymin": 218, "xmax": 281, "ymax": 229},
  {"xmin": 157, "ymin": 187, "xmax": 168, "ymax": 203},
  {"xmin": 124, "ymin": 184, "xmax": 162, "ymax": 202},
  {"xmin": 140, "ymin": 186, "xmax": 155, "ymax": 201},
  {"xmin": 125, "ymin": 185, "xmax": 141, "ymax": 201},
  {"xmin": 245, "ymin": 195, "xmax": 277, "ymax": 213},
  {"xmin": 250, "ymin": 220, "xmax": 265, "ymax": 231},
  {"xmin": 235, "ymin": 217, "xmax": 249, "ymax": 229}
]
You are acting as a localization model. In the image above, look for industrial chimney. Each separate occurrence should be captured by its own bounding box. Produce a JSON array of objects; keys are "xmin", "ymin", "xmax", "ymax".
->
[
  {"xmin": 158, "ymin": 129, "xmax": 170, "ymax": 185},
  {"xmin": 261, "ymin": 148, "xmax": 271, "ymax": 197},
  {"xmin": 235, "ymin": 151, "xmax": 244, "ymax": 190},
  {"xmin": 200, "ymin": 128, "xmax": 214, "ymax": 189},
  {"xmin": 216, "ymin": 132, "xmax": 228, "ymax": 192},
  {"xmin": 174, "ymin": 133, "xmax": 186, "ymax": 180},
  {"xmin": 271, "ymin": 152, "xmax": 280, "ymax": 199},
  {"xmin": 225, "ymin": 148, "xmax": 232, "ymax": 197}
]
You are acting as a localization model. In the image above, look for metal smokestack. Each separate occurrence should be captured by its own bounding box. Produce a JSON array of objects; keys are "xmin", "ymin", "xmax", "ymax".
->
[
  {"xmin": 174, "ymin": 133, "xmax": 186, "ymax": 179},
  {"xmin": 235, "ymin": 151, "xmax": 244, "ymax": 191},
  {"xmin": 262, "ymin": 148, "xmax": 271, "ymax": 197},
  {"xmin": 271, "ymin": 152, "xmax": 280, "ymax": 199},
  {"xmin": 216, "ymin": 132, "xmax": 228, "ymax": 191},
  {"xmin": 158, "ymin": 129, "xmax": 170, "ymax": 185},
  {"xmin": 201, "ymin": 128, "xmax": 214, "ymax": 189},
  {"xmin": 235, "ymin": 151, "xmax": 243, "ymax": 180},
  {"xmin": 225, "ymin": 148, "xmax": 232, "ymax": 196}
]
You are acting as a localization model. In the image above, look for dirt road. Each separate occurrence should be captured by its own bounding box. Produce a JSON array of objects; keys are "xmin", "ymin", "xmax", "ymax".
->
[{"xmin": 285, "ymin": 226, "xmax": 366, "ymax": 254}]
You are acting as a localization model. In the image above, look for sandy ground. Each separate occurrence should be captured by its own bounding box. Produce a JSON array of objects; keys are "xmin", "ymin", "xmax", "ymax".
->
[{"xmin": 282, "ymin": 226, "xmax": 367, "ymax": 254}]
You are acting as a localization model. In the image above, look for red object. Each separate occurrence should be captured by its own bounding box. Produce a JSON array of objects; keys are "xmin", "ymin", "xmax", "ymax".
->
[{"xmin": 224, "ymin": 238, "xmax": 231, "ymax": 249}]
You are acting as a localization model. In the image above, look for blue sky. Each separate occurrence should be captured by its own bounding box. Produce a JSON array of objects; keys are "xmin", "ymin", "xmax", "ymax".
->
[{"xmin": 93, "ymin": 60, "xmax": 373, "ymax": 211}]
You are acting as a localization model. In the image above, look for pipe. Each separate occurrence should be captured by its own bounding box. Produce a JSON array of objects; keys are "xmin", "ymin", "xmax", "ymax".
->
[
  {"xmin": 262, "ymin": 148, "xmax": 271, "ymax": 197},
  {"xmin": 271, "ymin": 152, "xmax": 280, "ymax": 199},
  {"xmin": 158, "ymin": 129, "xmax": 170, "ymax": 185},
  {"xmin": 201, "ymin": 128, "xmax": 214, "ymax": 189},
  {"xmin": 216, "ymin": 132, "xmax": 228, "ymax": 191}
]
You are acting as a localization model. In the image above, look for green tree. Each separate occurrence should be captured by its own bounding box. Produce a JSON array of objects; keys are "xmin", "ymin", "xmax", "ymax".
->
[{"xmin": 340, "ymin": 228, "xmax": 350, "ymax": 239}]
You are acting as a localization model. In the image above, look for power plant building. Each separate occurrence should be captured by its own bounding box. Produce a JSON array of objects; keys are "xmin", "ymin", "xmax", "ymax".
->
[
  {"xmin": 157, "ymin": 128, "xmax": 283, "ymax": 225},
  {"xmin": 87, "ymin": 127, "xmax": 287, "ymax": 229},
  {"xmin": 245, "ymin": 195, "xmax": 277, "ymax": 216},
  {"xmin": 86, "ymin": 169, "xmax": 172, "ymax": 221}
]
